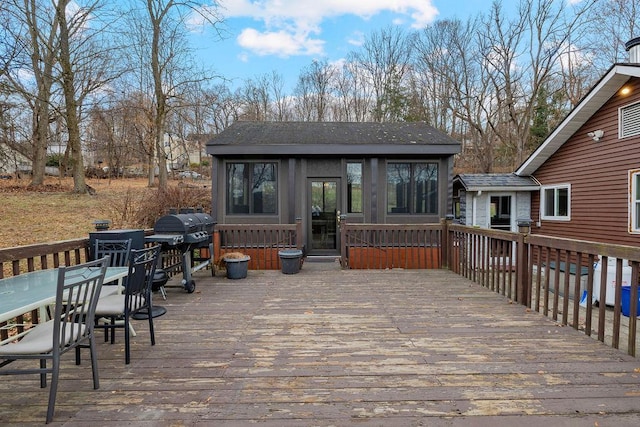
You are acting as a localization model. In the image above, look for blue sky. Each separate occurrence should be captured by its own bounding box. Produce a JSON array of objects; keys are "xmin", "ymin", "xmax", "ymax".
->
[{"xmin": 190, "ymin": 0, "xmax": 520, "ymax": 90}]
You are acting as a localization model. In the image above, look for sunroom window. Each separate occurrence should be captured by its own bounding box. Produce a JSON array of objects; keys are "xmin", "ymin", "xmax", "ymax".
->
[
  {"xmin": 226, "ymin": 162, "xmax": 277, "ymax": 214},
  {"xmin": 387, "ymin": 162, "xmax": 438, "ymax": 214},
  {"xmin": 541, "ymin": 184, "xmax": 570, "ymax": 220},
  {"xmin": 347, "ymin": 162, "xmax": 363, "ymax": 214}
]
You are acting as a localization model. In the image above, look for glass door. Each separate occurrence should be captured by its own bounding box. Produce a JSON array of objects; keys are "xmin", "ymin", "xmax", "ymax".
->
[
  {"xmin": 309, "ymin": 179, "xmax": 340, "ymax": 253},
  {"xmin": 490, "ymin": 195, "xmax": 512, "ymax": 231}
]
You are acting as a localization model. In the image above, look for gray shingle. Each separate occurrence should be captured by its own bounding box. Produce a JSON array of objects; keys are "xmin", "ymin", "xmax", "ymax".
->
[
  {"xmin": 455, "ymin": 173, "xmax": 539, "ymax": 190},
  {"xmin": 209, "ymin": 121, "xmax": 460, "ymax": 146}
]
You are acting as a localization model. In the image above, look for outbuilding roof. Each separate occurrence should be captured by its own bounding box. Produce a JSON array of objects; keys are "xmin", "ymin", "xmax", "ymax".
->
[
  {"xmin": 454, "ymin": 173, "xmax": 540, "ymax": 192},
  {"xmin": 206, "ymin": 121, "xmax": 461, "ymax": 157}
]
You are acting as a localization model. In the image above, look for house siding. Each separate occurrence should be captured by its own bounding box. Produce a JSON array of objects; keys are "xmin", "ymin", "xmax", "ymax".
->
[{"xmin": 531, "ymin": 77, "xmax": 640, "ymax": 246}]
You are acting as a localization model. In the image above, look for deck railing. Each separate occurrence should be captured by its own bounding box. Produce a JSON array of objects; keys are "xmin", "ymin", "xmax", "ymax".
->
[
  {"xmin": 446, "ymin": 222, "xmax": 640, "ymax": 357},
  {"xmin": 2, "ymin": 220, "xmax": 640, "ymax": 356},
  {"xmin": 213, "ymin": 220, "xmax": 303, "ymax": 270},
  {"xmin": 340, "ymin": 222, "xmax": 444, "ymax": 269}
]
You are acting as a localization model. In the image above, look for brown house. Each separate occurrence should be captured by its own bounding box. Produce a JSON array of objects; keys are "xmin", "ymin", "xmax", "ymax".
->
[
  {"xmin": 206, "ymin": 121, "xmax": 461, "ymax": 257},
  {"xmin": 515, "ymin": 39, "xmax": 640, "ymax": 248}
]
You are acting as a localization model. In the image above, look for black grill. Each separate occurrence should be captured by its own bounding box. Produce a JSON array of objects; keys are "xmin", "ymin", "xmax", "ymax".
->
[
  {"xmin": 152, "ymin": 212, "xmax": 214, "ymax": 244},
  {"xmin": 145, "ymin": 210, "xmax": 216, "ymax": 293}
]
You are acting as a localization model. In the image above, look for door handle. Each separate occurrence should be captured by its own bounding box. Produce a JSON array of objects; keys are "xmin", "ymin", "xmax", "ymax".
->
[{"xmin": 336, "ymin": 210, "xmax": 341, "ymax": 225}]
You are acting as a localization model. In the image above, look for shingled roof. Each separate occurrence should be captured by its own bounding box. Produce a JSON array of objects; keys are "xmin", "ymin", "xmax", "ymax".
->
[
  {"xmin": 206, "ymin": 121, "xmax": 461, "ymax": 156},
  {"xmin": 454, "ymin": 173, "xmax": 540, "ymax": 191}
]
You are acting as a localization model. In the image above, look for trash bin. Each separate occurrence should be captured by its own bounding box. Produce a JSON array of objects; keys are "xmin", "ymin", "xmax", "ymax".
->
[{"xmin": 278, "ymin": 250, "xmax": 303, "ymax": 274}]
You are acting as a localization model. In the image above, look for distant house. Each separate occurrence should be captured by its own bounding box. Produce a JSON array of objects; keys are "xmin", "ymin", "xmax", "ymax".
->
[
  {"xmin": 206, "ymin": 121, "xmax": 461, "ymax": 256},
  {"xmin": 515, "ymin": 38, "xmax": 640, "ymax": 247},
  {"xmin": 453, "ymin": 173, "xmax": 539, "ymax": 232},
  {"xmin": 0, "ymin": 143, "xmax": 31, "ymax": 175}
]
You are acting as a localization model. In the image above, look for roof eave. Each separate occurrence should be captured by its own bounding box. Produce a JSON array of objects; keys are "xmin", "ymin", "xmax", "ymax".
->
[
  {"xmin": 516, "ymin": 64, "xmax": 640, "ymax": 176},
  {"xmin": 463, "ymin": 185, "xmax": 540, "ymax": 192},
  {"xmin": 206, "ymin": 144, "xmax": 461, "ymax": 156}
]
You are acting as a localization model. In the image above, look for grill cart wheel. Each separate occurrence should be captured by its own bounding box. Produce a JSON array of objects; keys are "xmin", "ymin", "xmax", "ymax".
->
[{"xmin": 183, "ymin": 279, "xmax": 196, "ymax": 293}]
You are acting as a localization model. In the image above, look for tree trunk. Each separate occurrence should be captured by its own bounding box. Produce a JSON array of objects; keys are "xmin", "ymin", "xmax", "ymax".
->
[{"xmin": 55, "ymin": 0, "xmax": 87, "ymax": 193}]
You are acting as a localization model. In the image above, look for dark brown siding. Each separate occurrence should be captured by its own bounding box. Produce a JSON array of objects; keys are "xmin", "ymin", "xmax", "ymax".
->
[{"xmin": 531, "ymin": 77, "xmax": 640, "ymax": 247}]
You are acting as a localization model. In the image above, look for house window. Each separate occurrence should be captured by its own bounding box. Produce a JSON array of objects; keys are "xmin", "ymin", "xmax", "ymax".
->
[
  {"xmin": 226, "ymin": 162, "xmax": 277, "ymax": 214},
  {"xmin": 541, "ymin": 184, "xmax": 570, "ymax": 220},
  {"xmin": 629, "ymin": 170, "xmax": 640, "ymax": 233},
  {"xmin": 620, "ymin": 102, "xmax": 640, "ymax": 138},
  {"xmin": 386, "ymin": 162, "xmax": 438, "ymax": 214},
  {"xmin": 347, "ymin": 162, "xmax": 362, "ymax": 213}
]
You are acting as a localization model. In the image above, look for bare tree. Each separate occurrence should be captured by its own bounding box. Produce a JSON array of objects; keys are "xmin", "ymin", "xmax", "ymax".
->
[
  {"xmin": 0, "ymin": 0, "xmax": 59, "ymax": 186},
  {"xmin": 269, "ymin": 71, "xmax": 291, "ymax": 122},
  {"xmin": 204, "ymin": 84, "xmax": 241, "ymax": 133},
  {"xmin": 352, "ymin": 26, "xmax": 413, "ymax": 122},
  {"xmin": 294, "ymin": 59, "xmax": 335, "ymax": 122},
  {"xmin": 333, "ymin": 57, "xmax": 374, "ymax": 122},
  {"xmin": 239, "ymin": 75, "xmax": 270, "ymax": 121},
  {"xmin": 586, "ymin": 0, "xmax": 639, "ymax": 69},
  {"xmin": 135, "ymin": 0, "xmax": 222, "ymax": 189}
]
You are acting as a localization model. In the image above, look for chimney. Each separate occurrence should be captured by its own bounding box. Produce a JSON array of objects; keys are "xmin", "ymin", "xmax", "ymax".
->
[{"xmin": 625, "ymin": 37, "xmax": 640, "ymax": 63}]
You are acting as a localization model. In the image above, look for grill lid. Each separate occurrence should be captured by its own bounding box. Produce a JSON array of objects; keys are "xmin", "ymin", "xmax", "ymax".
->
[{"xmin": 154, "ymin": 213, "xmax": 200, "ymax": 235}]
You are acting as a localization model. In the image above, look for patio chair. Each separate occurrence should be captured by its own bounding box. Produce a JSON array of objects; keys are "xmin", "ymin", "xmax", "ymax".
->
[
  {"xmin": 93, "ymin": 238, "xmax": 132, "ymax": 296},
  {"xmin": 94, "ymin": 245, "xmax": 161, "ymax": 364},
  {"xmin": 0, "ymin": 256, "xmax": 109, "ymax": 424}
]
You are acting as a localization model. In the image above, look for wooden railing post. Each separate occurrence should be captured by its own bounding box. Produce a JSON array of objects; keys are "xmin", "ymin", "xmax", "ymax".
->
[
  {"xmin": 295, "ymin": 217, "xmax": 303, "ymax": 250},
  {"xmin": 340, "ymin": 214, "xmax": 348, "ymax": 268},
  {"xmin": 213, "ymin": 229, "xmax": 221, "ymax": 264},
  {"xmin": 516, "ymin": 219, "xmax": 532, "ymax": 306},
  {"xmin": 441, "ymin": 215, "xmax": 454, "ymax": 269}
]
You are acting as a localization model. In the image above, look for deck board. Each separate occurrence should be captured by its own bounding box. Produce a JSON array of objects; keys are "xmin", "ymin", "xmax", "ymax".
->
[{"xmin": 1, "ymin": 267, "xmax": 640, "ymax": 425}]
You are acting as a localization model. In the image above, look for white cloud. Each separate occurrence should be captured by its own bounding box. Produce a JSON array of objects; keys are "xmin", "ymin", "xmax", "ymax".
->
[
  {"xmin": 347, "ymin": 31, "xmax": 365, "ymax": 47},
  {"xmin": 237, "ymin": 28, "xmax": 325, "ymax": 57},
  {"xmin": 221, "ymin": 0, "xmax": 438, "ymax": 57}
]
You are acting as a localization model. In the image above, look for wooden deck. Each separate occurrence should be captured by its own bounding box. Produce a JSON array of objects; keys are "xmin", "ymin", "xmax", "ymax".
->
[{"xmin": 2, "ymin": 263, "xmax": 640, "ymax": 426}]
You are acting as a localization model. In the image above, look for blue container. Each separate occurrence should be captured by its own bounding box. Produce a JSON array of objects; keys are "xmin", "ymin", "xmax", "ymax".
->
[
  {"xmin": 278, "ymin": 250, "xmax": 303, "ymax": 274},
  {"xmin": 621, "ymin": 286, "xmax": 640, "ymax": 317}
]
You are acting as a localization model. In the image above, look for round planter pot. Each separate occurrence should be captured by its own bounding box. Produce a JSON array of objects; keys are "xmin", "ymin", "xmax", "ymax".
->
[
  {"xmin": 224, "ymin": 256, "xmax": 250, "ymax": 279},
  {"xmin": 278, "ymin": 250, "xmax": 303, "ymax": 274}
]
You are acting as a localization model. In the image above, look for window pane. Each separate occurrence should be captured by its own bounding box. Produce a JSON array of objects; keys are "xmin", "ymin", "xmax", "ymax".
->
[
  {"xmin": 227, "ymin": 162, "xmax": 277, "ymax": 214},
  {"xmin": 347, "ymin": 163, "xmax": 362, "ymax": 213},
  {"xmin": 635, "ymin": 175, "xmax": 640, "ymax": 200},
  {"xmin": 227, "ymin": 163, "xmax": 249, "ymax": 214},
  {"xmin": 251, "ymin": 163, "xmax": 277, "ymax": 214},
  {"xmin": 557, "ymin": 188, "xmax": 568, "ymax": 216},
  {"xmin": 414, "ymin": 163, "xmax": 438, "ymax": 214},
  {"xmin": 636, "ymin": 202, "xmax": 640, "ymax": 230},
  {"xmin": 387, "ymin": 163, "xmax": 410, "ymax": 213},
  {"xmin": 544, "ymin": 188, "xmax": 555, "ymax": 216}
]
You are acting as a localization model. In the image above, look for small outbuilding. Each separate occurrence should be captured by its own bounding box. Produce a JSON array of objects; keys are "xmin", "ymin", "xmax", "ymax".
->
[
  {"xmin": 206, "ymin": 121, "xmax": 461, "ymax": 256},
  {"xmin": 452, "ymin": 173, "xmax": 539, "ymax": 232}
]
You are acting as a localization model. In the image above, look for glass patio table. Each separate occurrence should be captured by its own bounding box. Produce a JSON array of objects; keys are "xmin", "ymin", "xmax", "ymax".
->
[{"xmin": 0, "ymin": 267, "xmax": 128, "ymax": 324}]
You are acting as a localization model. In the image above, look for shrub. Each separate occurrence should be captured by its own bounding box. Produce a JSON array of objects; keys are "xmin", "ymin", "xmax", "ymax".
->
[{"xmin": 134, "ymin": 185, "xmax": 212, "ymax": 228}]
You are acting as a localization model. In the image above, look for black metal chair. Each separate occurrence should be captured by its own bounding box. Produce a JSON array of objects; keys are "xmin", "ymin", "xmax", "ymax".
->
[
  {"xmin": 0, "ymin": 257, "xmax": 109, "ymax": 424},
  {"xmin": 94, "ymin": 245, "xmax": 161, "ymax": 364},
  {"xmin": 93, "ymin": 238, "xmax": 132, "ymax": 296}
]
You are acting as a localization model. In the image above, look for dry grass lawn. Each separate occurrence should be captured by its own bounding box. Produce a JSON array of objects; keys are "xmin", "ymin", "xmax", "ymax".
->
[{"xmin": 0, "ymin": 177, "xmax": 157, "ymax": 248}]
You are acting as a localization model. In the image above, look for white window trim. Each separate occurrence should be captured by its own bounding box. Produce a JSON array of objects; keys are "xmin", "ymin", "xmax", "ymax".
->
[
  {"xmin": 619, "ymin": 101, "xmax": 640, "ymax": 139},
  {"xmin": 629, "ymin": 169, "xmax": 640, "ymax": 234},
  {"xmin": 540, "ymin": 184, "xmax": 571, "ymax": 221}
]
